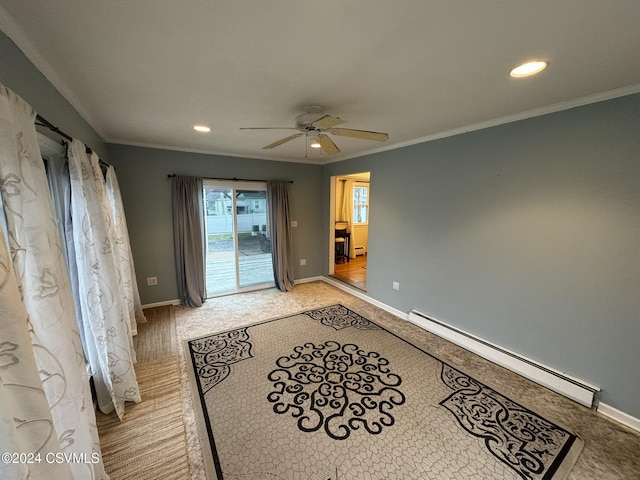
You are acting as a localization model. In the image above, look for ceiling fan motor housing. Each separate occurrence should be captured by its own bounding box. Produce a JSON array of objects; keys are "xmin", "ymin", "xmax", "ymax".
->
[{"xmin": 295, "ymin": 106, "xmax": 324, "ymax": 130}]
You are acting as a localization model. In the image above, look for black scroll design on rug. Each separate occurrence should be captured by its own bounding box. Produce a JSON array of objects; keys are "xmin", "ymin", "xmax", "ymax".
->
[
  {"xmin": 304, "ymin": 304, "xmax": 381, "ymax": 331},
  {"xmin": 189, "ymin": 328, "xmax": 253, "ymax": 394},
  {"xmin": 439, "ymin": 364, "xmax": 577, "ymax": 480},
  {"xmin": 267, "ymin": 341, "xmax": 405, "ymax": 440}
]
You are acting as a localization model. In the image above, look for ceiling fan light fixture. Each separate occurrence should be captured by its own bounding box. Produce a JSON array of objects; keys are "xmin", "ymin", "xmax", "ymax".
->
[
  {"xmin": 510, "ymin": 60, "xmax": 548, "ymax": 78},
  {"xmin": 193, "ymin": 124, "xmax": 211, "ymax": 133},
  {"xmin": 309, "ymin": 136, "xmax": 321, "ymax": 148}
]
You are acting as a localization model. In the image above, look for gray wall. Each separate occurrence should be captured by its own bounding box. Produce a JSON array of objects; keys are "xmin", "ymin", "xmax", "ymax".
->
[
  {"xmin": 324, "ymin": 94, "xmax": 640, "ymax": 418},
  {"xmin": 0, "ymin": 31, "xmax": 107, "ymax": 158},
  {"xmin": 107, "ymin": 144, "xmax": 324, "ymax": 305}
]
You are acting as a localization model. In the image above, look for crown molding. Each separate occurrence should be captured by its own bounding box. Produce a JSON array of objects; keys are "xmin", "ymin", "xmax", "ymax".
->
[
  {"xmin": 107, "ymin": 138, "xmax": 324, "ymax": 165},
  {"xmin": 325, "ymin": 83, "xmax": 640, "ymax": 164},
  {"xmin": 111, "ymin": 81, "xmax": 640, "ymax": 166}
]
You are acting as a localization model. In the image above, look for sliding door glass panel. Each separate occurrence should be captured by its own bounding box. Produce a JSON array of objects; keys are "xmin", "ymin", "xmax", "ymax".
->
[
  {"xmin": 236, "ymin": 189, "xmax": 273, "ymax": 288},
  {"xmin": 204, "ymin": 186, "xmax": 236, "ymax": 296},
  {"xmin": 204, "ymin": 182, "xmax": 274, "ymax": 296}
]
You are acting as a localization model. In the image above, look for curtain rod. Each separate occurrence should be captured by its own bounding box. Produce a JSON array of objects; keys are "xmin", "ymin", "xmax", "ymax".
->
[
  {"xmin": 35, "ymin": 113, "xmax": 98, "ymax": 156},
  {"xmin": 167, "ymin": 174, "xmax": 293, "ymax": 184},
  {"xmin": 35, "ymin": 114, "xmax": 73, "ymax": 142}
]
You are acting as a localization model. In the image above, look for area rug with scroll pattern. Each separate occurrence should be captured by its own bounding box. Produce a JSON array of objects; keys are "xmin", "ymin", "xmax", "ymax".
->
[{"xmin": 185, "ymin": 304, "xmax": 582, "ymax": 480}]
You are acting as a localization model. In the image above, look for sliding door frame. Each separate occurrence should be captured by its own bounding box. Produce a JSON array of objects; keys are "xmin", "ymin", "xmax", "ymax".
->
[{"xmin": 203, "ymin": 179, "xmax": 274, "ymax": 297}]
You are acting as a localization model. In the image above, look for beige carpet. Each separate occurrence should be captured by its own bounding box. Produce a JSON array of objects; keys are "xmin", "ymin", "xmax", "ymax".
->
[{"xmin": 185, "ymin": 304, "xmax": 582, "ymax": 480}]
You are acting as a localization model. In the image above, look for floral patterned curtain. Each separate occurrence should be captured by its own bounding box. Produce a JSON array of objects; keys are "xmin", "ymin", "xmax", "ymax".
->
[
  {"xmin": 0, "ymin": 84, "xmax": 108, "ymax": 479},
  {"xmin": 0, "ymin": 228, "xmax": 73, "ymax": 480},
  {"xmin": 67, "ymin": 140, "xmax": 141, "ymax": 419},
  {"xmin": 105, "ymin": 165, "xmax": 147, "ymax": 331}
]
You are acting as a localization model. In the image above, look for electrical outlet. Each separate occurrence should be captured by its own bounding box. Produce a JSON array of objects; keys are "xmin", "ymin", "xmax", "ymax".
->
[
  {"xmin": 291, "ymin": 220, "xmax": 298, "ymax": 227},
  {"xmin": 392, "ymin": 281, "xmax": 400, "ymax": 291},
  {"xmin": 300, "ymin": 259, "xmax": 306, "ymax": 266},
  {"xmin": 147, "ymin": 277, "xmax": 158, "ymax": 286}
]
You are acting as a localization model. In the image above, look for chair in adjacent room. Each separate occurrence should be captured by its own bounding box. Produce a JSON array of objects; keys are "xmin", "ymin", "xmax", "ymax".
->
[{"xmin": 335, "ymin": 221, "xmax": 350, "ymax": 263}]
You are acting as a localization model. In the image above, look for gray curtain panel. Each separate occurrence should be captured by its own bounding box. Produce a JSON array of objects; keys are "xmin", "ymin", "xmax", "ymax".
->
[
  {"xmin": 172, "ymin": 175, "xmax": 206, "ymax": 306},
  {"xmin": 267, "ymin": 180, "xmax": 295, "ymax": 291}
]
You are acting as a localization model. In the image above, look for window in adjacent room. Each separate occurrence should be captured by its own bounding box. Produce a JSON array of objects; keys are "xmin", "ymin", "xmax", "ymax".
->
[{"xmin": 353, "ymin": 183, "xmax": 369, "ymax": 224}]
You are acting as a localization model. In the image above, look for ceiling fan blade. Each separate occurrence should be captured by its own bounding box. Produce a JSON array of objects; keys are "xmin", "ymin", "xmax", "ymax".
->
[
  {"xmin": 262, "ymin": 133, "xmax": 303, "ymax": 149},
  {"xmin": 312, "ymin": 115, "xmax": 346, "ymax": 129},
  {"xmin": 329, "ymin": 128, "xmax": 389, "ymax": 142},
  {"xmin": 318, "ymin": 134, "xmax": 340, "ymax": 155},
  {"xmin": 240, "ymin": 127, "xmax": 297, "ymax": 130}
]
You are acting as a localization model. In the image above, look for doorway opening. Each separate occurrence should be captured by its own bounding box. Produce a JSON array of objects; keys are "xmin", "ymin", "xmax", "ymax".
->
[
  {"xmin": 203, "ymin": 180, "xmax": 274, "ymax": 297},
  {"xmin": 329, "ymin": 172, "xmax": 370, "ymax": 291}
]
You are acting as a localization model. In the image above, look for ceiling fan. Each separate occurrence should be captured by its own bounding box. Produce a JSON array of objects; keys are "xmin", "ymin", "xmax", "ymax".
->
[{"xmin": 240, "ymin": 105, "xmax": 389, "ymax": 156}]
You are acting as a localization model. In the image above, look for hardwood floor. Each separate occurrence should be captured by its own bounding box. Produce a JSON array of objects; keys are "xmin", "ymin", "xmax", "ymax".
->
[
  {"xmin": 98, "ymin": 307, "xmax": 188, "ymax": 480},
  {"xmin": 332, "ymin": 253, "xmax": 367, "ymax": 290}
]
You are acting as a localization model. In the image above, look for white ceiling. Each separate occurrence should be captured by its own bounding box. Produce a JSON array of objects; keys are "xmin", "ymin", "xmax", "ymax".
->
[{"xmin": 1, "ymin": 1, "xmax": 639, "ymax": 164}]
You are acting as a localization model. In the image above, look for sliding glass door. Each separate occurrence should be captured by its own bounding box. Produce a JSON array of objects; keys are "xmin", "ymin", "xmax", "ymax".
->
[{"xmin": 203, "ymin": 180, "xmax": 274, "ymax": 296}]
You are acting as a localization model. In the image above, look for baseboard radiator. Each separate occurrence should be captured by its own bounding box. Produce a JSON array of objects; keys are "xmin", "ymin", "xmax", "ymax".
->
[{"xmin": 408, "ymin": 309, "xmax": 600, "ymax": 408}]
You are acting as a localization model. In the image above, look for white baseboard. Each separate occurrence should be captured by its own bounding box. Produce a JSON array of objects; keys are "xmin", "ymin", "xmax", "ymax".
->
[
  {"xmin": 318, "ymin": 278, "xmax": 601, "ymax": 411},
  {"xmin": 407, "ymin": 309, "xmax": 600, "ymax": 408},
  {"xmin": 597, "ymin": 403, "xmax": 640, "ymax": 433},
  {"xmin": 141, "ymin": 299, "xmax": 181, "ymax": 309},
  {"xmin": 320, "ymin": 276, "xmax": 408, "ymax": 320},
  {"xmin": 294, "ymin": 276, "xmax": 325, "ymax": 284}
]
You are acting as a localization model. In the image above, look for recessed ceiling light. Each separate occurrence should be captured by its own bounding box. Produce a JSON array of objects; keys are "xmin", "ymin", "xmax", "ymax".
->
[
  {"xmin": 510, "ymin": 60, "xmax": 548, "ymax": 78},
  {"xmin": 193, "ymin": 124, "xmax": 211, "ymax": 133}
]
